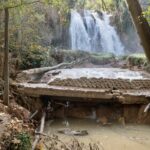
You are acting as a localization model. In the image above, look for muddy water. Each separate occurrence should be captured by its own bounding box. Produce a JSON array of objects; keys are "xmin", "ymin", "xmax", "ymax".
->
[{"xmin": 45, "ymin": 118, "xmax": 150, "ymax": 150}]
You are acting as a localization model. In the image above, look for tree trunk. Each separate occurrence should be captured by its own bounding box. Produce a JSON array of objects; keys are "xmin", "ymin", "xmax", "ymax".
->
[
  {"xmin": 3, "ymin": 8, "xmax": 9, "ymax": 105},
  {"xmin": 126, "ymin": 0, "xmax": 150, "ymax": 61}
]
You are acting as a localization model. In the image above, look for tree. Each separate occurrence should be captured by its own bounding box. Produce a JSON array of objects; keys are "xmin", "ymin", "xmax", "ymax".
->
[
  {"xmin": 126, "ymin": 0, "xmax": 150, "ymax": 61},
  {"xmin": 0, "ymin": 0, "xmax": 42, "ymax": 105},
  {"xmin": 3, "ymin": 7, "xmax": 9, "ymax": 105}
]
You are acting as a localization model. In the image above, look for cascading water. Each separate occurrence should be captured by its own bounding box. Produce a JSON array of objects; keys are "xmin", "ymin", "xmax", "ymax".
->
[{"xmin": 69, "ymin": 10, "xmax": 124, "ymax": 55}]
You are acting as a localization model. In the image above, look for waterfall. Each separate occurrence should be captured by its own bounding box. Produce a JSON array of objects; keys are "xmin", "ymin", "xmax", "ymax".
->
[{"xmin": 69, "ymin": 10, "xmax": 124, "ymax": 55}]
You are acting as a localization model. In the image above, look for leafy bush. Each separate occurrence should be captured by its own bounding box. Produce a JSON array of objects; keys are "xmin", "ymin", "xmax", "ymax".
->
[
  {"xmin": 143, "ymin": 6, "xmax": 150, "ymax": 24},
  {"xmin": 2, "ymin": 132, "xmax": 32, "ymax": 150},
  {"xmin": 20, "ymin": 44, "xmax": 48, "ymax": 69},
  {"xmin": 13, "ymin": 133, "xmax": 31, "ymax": 150},
  {"xmin": 127, "ymin": 53, "xmax": 147, "ymax": 67}
]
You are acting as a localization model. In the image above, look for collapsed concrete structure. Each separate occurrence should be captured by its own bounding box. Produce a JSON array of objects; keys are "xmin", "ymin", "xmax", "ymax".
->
[{"xmin": 14, "ymin": 68, "xmax": 150, "ymax": 124}]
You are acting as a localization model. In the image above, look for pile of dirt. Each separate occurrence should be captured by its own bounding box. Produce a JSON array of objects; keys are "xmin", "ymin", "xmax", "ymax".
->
[{"xmin": 0, "ymin": 100, "xmax": 35, "ymax": 150}]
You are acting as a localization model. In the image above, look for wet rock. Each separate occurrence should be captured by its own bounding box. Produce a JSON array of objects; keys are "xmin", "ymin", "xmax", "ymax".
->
[{"xmin": 58, "ymin": 128, "xmax": 88, "ymax": 136}]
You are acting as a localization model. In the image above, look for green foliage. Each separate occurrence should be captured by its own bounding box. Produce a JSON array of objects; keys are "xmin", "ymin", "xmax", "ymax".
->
[
  {"xmin": 127, "ymin": 53, "xmax": 148, "ymax": 67},
  {"xmin": 126, "ymin": 53, "xmax": 150, "ymax": 73},
  {"xmin": 15, "ymin": 133, "xmax": 31, "ymax": 150},
  {"xmin": 46, "ymin": 0, "xmax": 70, "ymax": 24},
  {"xmin": 20, "ymin": 44, "xmax": 48, "ymax": 69},
  {"xmin": 0, "ymin": 0, "xmax": 35, "ymax": 9},
  {"xmin": 77, "ymin": 0, "xmax": 114, "ymax": 11},
  {"xmin": 4, "ymin": 132, "xmax": 32, "ymax": 150},
  {"xmin": 1, "ymin": 0, "xmax": 146, "ymax": 71},
  {"xmin": 143, "ymin": 6, "xmax": 150, "ymax": 23}
]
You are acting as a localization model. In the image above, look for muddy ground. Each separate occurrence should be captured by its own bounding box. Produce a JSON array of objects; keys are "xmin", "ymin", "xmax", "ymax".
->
[{"xmin": 45, "ymin": 118, "xmax": 150, "ymax": 150}]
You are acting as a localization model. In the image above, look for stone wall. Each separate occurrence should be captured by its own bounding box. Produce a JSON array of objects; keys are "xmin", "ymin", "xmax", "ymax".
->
[{"xmin": 44, "ymin": 6, "xmax": 70, "ymax": 48}]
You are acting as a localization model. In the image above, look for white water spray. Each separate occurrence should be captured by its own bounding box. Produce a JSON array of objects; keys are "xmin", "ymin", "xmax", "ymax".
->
[{"xmin": 70, "ymin": 10, "xmax": 124, "ymax": 55}]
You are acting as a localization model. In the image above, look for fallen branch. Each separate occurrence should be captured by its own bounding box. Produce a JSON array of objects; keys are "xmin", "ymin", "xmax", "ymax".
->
[
  {"xmin": 144, "ymin": 103, "xmax": 150, "ymax": 113},
  {"xmin": 17, "ymin": 57, "xmax": 89, "ymax": 82},
  {"xmin": 32, "ymin": 111, "xmax": 46, "ymax": 150},
  {"xmin": 23, "ymin": 62, "xmax": 72, "ymax": 75},
  {"xmin": 16, "ymin": 58, "xmax": 89, "ymax": 82},
  {"xmin": 35, "ymin": 132, "xmax": 47, "ymax": 136},
  {"xmin": 29, "ymin": 110, "xmax": 38, "ymax": 120},
  {"xmin": 23, "ymin": 57, "xmax": 88, "ymax": 75}
]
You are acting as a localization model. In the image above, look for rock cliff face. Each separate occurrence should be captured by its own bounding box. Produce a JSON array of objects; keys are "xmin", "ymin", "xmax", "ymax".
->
[
  {"xmin": 112, "ymin": 1, "xmax": 144, "ymax": 53},
  {"xmin": 113, "ymin": 0, "xmax": 150, "ymax": 54},
  {"xmin": 44, "ymin": 6, "xmax": 70, "ymax": 48}
]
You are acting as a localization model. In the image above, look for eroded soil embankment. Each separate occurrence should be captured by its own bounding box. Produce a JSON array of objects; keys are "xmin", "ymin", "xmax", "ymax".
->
[{"xmin": 48, "ymin": 103, "xmax": 150, "ymax": 125}]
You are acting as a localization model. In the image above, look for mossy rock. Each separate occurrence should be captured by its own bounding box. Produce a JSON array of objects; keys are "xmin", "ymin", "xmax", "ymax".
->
[
  {"xmin": 90, "ymin": 53, "xmax": 116, "ymax": 65},
  {"xmin": 61, "ymin": 50, "xmax": 90, "ymax": 62},
  {"xmin": 127, "ymin": 53, "xmax": 148, "ymax": 67},
  {"xmin": 144, "ymin": 63, "xmax": 150, "ymax": 73},
  {"xmin": 49, "ymin": 49, "xmax": 116, "ymax": 65},
  {"xmin": 50, "ymin": 49, "xmax": 90, "ymax": 63}
]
